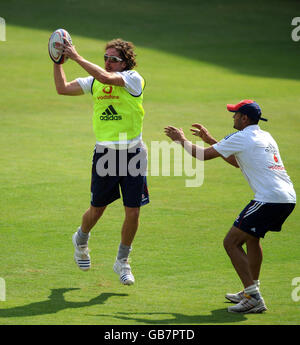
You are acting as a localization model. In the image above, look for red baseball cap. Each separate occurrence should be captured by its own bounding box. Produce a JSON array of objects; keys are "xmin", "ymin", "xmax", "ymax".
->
[{"xmin": 227, "ymin": 99, "xmax": 268, "ymax": 122}]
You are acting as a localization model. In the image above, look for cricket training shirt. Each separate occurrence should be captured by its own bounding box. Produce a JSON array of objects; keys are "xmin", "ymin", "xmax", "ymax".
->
[{"xmin": 213, "ymin": 125, "xmax": 296, "ymax": 203}]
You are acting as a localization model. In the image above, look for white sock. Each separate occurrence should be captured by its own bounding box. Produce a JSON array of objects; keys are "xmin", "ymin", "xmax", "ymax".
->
[
  {"xmin": 244, "ymin": 284, "xmax": 261, "ymax": 300},
  {"xmin": 117, "ymin": 243, "xmax": 132, "ymax": 260},
  {"xmin": 253, "ymin": 279, "xmax": 260, "ymax": 287},
  {"xmin": 76, "ymin": 226, "xmax": 90, "ymax": 245}
]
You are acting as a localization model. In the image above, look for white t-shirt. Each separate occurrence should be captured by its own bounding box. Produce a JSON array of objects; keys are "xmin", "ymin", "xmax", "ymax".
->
[
  {"xmin": 76, "ymin": 70, "xmax": 143, "ymax": 96},
  {"xmin": 76, "ymin": 70, "xmax": 144, "ymax": 147},
  {"xmin": 213, "ymin": 125, "xmax": 296, "ymax": 203}
]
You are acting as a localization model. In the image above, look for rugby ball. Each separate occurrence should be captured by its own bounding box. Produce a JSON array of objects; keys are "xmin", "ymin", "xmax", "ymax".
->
[{"xmin": 48, "ymin": 28, "xmax": 72, "ymax": 64}]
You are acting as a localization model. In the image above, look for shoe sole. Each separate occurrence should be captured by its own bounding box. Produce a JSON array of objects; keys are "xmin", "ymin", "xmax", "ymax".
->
[
  {"xmin": 228, "ymin": 305, "xmax": 267, "ymax": 314},
  {"xmin": 72, "ymin": 234, "xmax": 90, "ymax": 271}
]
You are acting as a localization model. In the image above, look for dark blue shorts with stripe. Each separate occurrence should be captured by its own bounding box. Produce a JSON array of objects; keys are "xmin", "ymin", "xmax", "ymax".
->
[
  {"xmin": 234, "ymin": 200, "xmax": 295, "ymax": 238},
  {"xmin": 90, "ymin": 144, "xmax": 149, "ymax": 208}
]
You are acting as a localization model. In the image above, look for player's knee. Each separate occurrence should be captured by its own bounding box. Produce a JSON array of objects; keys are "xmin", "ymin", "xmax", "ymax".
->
[
  {"xmin": 125, "ymin": 207, "xmax": 140, "ymax": 221},
  {"xmin": 224, "ymin": 226, "xmax": 247, "ymax": 253},
  {"xmin": 223, "ymin": 236, "xmax": 232, "ymax": 253},
  {"xmin": 90, "ymin": 205, "xmax": 105, "ymax": 220},
  {"xmin": 223, "ymin": 232, "xmax": 239, "ymax": 253}
]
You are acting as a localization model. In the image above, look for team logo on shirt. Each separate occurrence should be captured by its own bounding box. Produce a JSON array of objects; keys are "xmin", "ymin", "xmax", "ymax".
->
[
  {"xmin": 265, "ymin": 143, "xmax": 285, "ymax": 170},
  {"xmin": 102, "ymin": 86, "xmax": 113, "ymax": 94},
  {"xmin": 100, "ymin": 105, "xmax": 122, "ymax": 120},
  {"xmin": 97, "ymin": 86, "xmax": 120, "ymax": 100},
  {"xmin": 265, "ymin": 143, "xmax": 277, "ymax": 154}
]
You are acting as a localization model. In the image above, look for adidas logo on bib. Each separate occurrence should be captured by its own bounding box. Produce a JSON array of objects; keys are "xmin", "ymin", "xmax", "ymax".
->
[{"xmin": 100, "ymin": 105, "xmax": 122, "ymax": 120}]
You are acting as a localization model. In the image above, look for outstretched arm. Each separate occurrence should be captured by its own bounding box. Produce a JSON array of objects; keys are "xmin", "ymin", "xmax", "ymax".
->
[
  {"xmin": 164, "ymin": 125, "xmax": 239, "ymax": 168},
  {"xmin": 53, "ymin": 63, "xmax": 84, "ymax": 95},
  {"xmin": 164, "ymin": 126, "xmax": 220, "ymax": 160},
  {"xmin": 190, "ymin": 123, "xmax": 239, "ymax": 168},
  {"xmin": 190, "ymin": 123, "xmax": 218, "ymax": 145},
  {"xmin": 62, "ymin": 40, "xmax": 125, "ymax": 86}
]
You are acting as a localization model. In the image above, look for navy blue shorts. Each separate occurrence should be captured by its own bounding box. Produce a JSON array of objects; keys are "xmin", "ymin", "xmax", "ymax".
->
[
  {"xmin": 234, "ymin": 200, "xmax": 295, "ymax": 238},
  {"xmin": 90, "ymin": 145, "xmax": 149, "ymax": 208}
]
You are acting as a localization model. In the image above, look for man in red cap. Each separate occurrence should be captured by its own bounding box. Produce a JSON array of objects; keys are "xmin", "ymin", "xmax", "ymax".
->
[{"xmin": 164, "ymin": 100, "xmax": 296, "ymax": 314}]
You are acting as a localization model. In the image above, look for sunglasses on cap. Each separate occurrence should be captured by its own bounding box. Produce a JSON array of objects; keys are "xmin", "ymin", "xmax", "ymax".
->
[{"xmin": 104, "ymin": 54, "xmax": 123, "ymax": 63}]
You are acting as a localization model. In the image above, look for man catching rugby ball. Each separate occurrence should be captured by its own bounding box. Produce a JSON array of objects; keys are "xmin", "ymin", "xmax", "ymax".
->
[{"xmin": 53, "ymin": 38, "xmax": 149, "ymax": 286}]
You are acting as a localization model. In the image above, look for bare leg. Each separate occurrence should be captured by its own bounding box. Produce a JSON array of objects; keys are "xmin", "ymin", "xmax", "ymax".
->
[
  {"xmin": 246, "ymin": 237, "xmax": 263, "ymax": 281},
  {"xmin": 81, "ymin": 205, "xmax": 106, "ymax": 233},
  {"xmin": 121, "ymin": 207, "xmax": 140, "ymax": 246},
  {"xmin": 223, "ymin": 226, "xmax": 258, "ymax": 288}
]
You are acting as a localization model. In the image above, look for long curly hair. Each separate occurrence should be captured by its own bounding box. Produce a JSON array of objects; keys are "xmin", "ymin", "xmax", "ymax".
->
[{"xmin": 105, "ymin": 38, "xmax": 137, "ymax": 70}]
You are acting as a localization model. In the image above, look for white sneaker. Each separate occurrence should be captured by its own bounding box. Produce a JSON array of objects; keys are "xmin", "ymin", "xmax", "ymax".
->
[
  {"xmin": 113, "ymin": 258, "xmax": 135, "ymax": 285},
  {"xmin": 225, "ymin": 290, "xmax": 245, "ymax": 303},
  {"xmin": 228, "ymin": 296, "xmax": 267, "ymax": 314},
  {"xmin": 72, "ymin": 232, "xmax": 91, "ymax": 271}
]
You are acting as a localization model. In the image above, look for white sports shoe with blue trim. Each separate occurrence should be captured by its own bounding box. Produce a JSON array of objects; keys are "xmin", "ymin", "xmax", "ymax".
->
[
  {"xmin": 72, "ymin": 232, "xmax": 91, "ymax": 271},
  {"xmin": 113, "ymin": 258, "xmax": 135, "ymax": 285}
]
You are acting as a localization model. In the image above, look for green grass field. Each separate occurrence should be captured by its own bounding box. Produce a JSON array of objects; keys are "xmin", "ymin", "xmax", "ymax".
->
[{"xmin": 0, "ymin": 0, "xmax": 300, "ymax": 326}]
